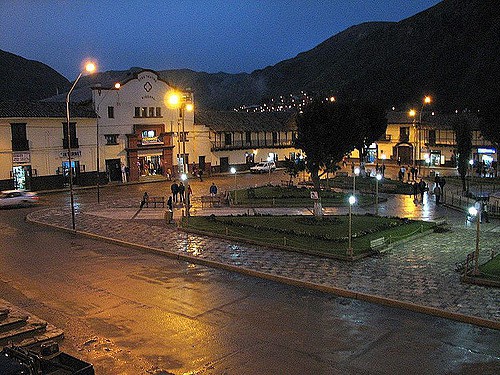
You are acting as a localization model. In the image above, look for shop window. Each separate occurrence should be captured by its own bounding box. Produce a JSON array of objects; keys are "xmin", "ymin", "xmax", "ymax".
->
[
  {"xmin": 11, "ymin": 123, "xmax": 29, "ymax": 151},
  {"xmin": 105, "ymin": 134, "xmax": 119, "ymax": 145},
  {"xmin": 142, "ymin": 130, "xmax": 155, "ymax": 138},
  {"xmin": 107, "ymin": 106, "xmax": 114, "ymax": 118}
]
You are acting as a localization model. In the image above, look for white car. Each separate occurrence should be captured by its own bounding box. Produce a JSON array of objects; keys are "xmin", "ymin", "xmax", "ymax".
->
[
  {"xmin": 0, "ymin": 190, "xmax": 40, "ymax": 208},
  {"xmin": 250, "ymin": 161, "xmax": 276, "ymax": 173}
]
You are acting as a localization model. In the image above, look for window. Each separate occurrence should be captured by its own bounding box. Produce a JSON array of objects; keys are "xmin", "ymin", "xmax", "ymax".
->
[
  {"xmin": 224, "ymin": 133, "xmax": 232, "ymax": 146},
  {"xmin": 156, "ymin": 107, "xmax": 161, "ymax": 117},
  {"xmin": 245, "ymin": 131, "xmax": 251, "ymax": 145},
  {"xmin": 429, "ymin": 130, "xmax": 436, "ymax": 146},
  {"xmin": 11, "ymin": 123, "xmax": 29, "ymax": 151},
  {"xmin": 104, "ymin": 134, "xmax": 119, "ymax": 145},
  {"xmin": 399, "ymin": 127, "xmax": 409, "ymax": 142},
  {"xmin": 134, "ymin": 107, "xmax": 141, "ymax": 117},
  {"xmin": 272, "ymin": 131, "xmax": 278, "ymax": 144},
  {"xmin": 179, "ymin": 132, "xmax": 188, "ymax": 142},
  {"xmin": 141, "ymin": 107, "xmax": 147, "ymax": 117},
  {"xmin": 107, "ymin": 106, "xmax": 114, "ymax": 118},
  {"xmin": 62, "ymin": 122, "xmax": 78, "ymax": 149},
  {"xmin": 148, "ymin": 107, "xmax": 155, "ymax": 117}
]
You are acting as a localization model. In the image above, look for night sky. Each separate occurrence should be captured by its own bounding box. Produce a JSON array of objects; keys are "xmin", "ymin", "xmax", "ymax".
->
[{"xmin": 1, "ymin": 0, "xmax": 442, "ymax": 80}]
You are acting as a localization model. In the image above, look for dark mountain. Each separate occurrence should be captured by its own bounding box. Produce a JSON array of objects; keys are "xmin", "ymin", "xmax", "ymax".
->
[
  {"xmin": 3, "ymin": 0, "xmax": 500, "ymax": 111},
  {"xmin": 0, "ymin": 50, "xmax": 70, "ymax": 101}
]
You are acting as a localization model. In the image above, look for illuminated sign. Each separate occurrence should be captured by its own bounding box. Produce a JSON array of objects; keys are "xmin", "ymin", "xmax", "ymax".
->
[
  {"xmin": 478, "ymin": 148, "xmax": 495, "ymax": 154},
  {"xmin": 12, "ymin": 152, "xmax": 30, "ymax": 164},
  {"xmin": 141, "ymin": 137, "xmax": 163, "ymax": 145}
]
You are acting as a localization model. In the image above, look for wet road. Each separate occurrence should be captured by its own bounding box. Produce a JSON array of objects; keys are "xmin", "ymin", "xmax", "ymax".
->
[{"xmin": 1, "ymin": 175, "xmax": 499, "ymax": 374}]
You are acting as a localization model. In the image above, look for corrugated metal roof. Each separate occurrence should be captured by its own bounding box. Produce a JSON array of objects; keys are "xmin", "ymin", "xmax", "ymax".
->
[
  {"xmin": 195, "ymin": 110, "xmax": 297, "ymax": 132},
  {"xmin": 0, "ymin": 101, "xmax": 96, "ymax": 118}
]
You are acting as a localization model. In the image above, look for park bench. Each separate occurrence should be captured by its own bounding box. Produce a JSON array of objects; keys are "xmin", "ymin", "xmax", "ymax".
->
[
  {"xmin": 336, "ymin": 171, "xmax": 349, "ymax": 177},
  {"xmin": 201, "ymin": 195, "xmax": 224, "ymax": 208},
  {"xmin": 145, "ymin": 196, "xmax": 165, "ymax": 208},
  {"xmin": 370, "ymin": 237, "xmax": 386, "ymax": 250}
]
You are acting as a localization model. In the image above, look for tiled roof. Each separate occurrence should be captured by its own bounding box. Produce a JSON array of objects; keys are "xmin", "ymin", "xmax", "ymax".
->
[
  {"xmin": 195, "ymin": 110, "xmax": 297, "ymax": 132},
  {"xmin": 0, "ymin": 101, "xmax": 96, "ymax": 118}
]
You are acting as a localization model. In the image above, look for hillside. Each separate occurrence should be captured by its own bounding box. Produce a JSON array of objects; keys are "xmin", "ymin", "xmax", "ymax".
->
[
  {"xmin": 0, "ymin": 50, "xmax": 70, "ymax": 101},
  {"xmin": 3, "ymin": 0, "xmax": 500, "ymax": 111}
]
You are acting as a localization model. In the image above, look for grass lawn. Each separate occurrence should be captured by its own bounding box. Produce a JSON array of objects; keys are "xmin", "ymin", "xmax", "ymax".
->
[
  {"xmin": 479, "ymin": 254, "xmax": 500, "ymax": 281},
  {"xmin": 327, "ymin": 176, "xmax": 414, "ymax": 195},
  {"xmin": 232, "ymin": 185, "xmax": 376, "ymax": 207},
  {"xmin": 182, "ymin": 215, "xmax": 436, "ymax": 258}
]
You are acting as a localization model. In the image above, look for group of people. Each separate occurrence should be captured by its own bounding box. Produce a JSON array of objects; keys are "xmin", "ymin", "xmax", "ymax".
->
[
  {"xmin": 412, "ymin": 175, "xmax": 447, "ymax": 205},
  {"xmin": 398, "ymin": 165, "xmax": 419, "ymax": 182}
]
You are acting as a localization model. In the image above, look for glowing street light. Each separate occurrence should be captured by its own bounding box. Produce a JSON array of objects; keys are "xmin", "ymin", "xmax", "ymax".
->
[{"xmin": 66, "ymin": 61, "xmax": 96, "ymax": 230}]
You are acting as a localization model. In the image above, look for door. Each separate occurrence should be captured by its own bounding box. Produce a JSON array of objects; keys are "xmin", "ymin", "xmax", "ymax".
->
[
  {"xmin": 397, "ymin": 145, "xmax": 412, "ymax": 165},
  {"xmin": 106, "ymin": 159, "xmax": 122, "ymax": 182},
  {"xmin": 198, "ymin": 156, "xmax": 206, "ymax": 172},
  {"xmin": 220, "ymin": 157, "xmax": 229, "ymax": 173}
]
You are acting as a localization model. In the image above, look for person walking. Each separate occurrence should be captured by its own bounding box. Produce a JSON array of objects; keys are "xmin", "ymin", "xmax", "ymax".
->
[
  {"xmin": 209, "ymin": 182, "xmax": 218, "ymax": 196},
  {"xmin": 140, "ymin": 192, "xmax": 149, "ymax": 208},
  {"xmin": 433, "ymin": 184, "xmax": 441, "ymax": 204},
  {"xmin": 418, "ymin": 179, "xmax": 427, "ymax": 203},
  {"xmin": 171, "ymin": 181, "xmax": 179, "ymax": 203},
  {"xmin": 178, "ymin": 181, "xmax": 185, "ymax": 203}
]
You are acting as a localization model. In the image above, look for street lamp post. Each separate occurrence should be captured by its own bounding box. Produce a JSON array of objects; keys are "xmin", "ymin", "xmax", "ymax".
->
[
  {"xmin": 348, "ymin": 195, "xmax": 356, "ymax": 257},
  {"xmin": 231, "ymin": 167, "xmax": 237, "ymax": 204},
  {"xmin": 168, "ymin": 92, "xmax": 193, "ymax": 177},
  {"xmin": 409, "ymin": 96, "xmax": 432, "ymax": 172},
  {"xmin": 468, "ymin": 205, "xmax": 481, "ymax": 275},
  {"xmin": 94, "ymin": 82, "xmax": 120, "ymax": 204},
  {"xmin": 66, "ymin": 62, "xmax": 96, "ymax": 230},
  {"xmin": 353, "ymin": 166, "xmax": 360, "ymax": 195},
  {"xmin": 375, "ymin": 173, "xmax": 382, "ymax": 215}
]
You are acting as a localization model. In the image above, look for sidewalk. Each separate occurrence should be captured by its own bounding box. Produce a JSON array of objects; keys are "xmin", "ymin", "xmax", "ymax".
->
[{"xmin": 26, "ymin": 194, "xmax": 500, "ymax": 329}]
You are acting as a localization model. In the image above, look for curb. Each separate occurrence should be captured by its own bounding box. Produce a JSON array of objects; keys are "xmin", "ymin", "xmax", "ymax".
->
[{"xmin": 26, "ymin": 214, "xmax": 500, "ymax": 331}]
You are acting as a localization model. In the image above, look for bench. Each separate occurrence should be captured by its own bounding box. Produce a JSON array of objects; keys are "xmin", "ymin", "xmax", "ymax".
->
[
  {"xmin": 370, "ymin": 237, "xmax": 386, "ymax": 250},
  {"xmin": 336, "ymin": 171, "xmax": 349, "ymax": 177},
  {"xmin": 145, "ymin": 196, "xmax": 165, "ymax": 208},
  {"xmin": 201, "ymin": 195, "xmax": 224, "ymax": 208}
]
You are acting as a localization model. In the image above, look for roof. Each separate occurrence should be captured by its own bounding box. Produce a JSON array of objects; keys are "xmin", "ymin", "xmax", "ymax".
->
[
  {"xmin": 195, "ymin": 110, "xmax": 297, "ymax": 132},
  {"xmin": 0, "ymin": 101, "xmax": 96, "ymax": 119}
]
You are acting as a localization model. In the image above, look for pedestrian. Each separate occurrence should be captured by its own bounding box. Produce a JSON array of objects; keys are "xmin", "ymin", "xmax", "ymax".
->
[
  {"xmin": 381, "ymin": 163, "xmax": 386, "ymax": 177},
  {"xmin": 198, "ymin": 168, "xmax": 203, "ymax": 181},
  {"xmin": 121, "ymin": 162, "xmax": 127, "ymax": 183},
  {"xmin": 433, "ymin": 184, "xmax": 441, "ymax": 204},
  {"xmin": 481, "ymin": 200, "xmax": 490, "ymax": 223},
  {"xmin": 167, "ymin": 196, "xmax": 173, "ymax": 211},
  {"xmin": 178, "ymin": 181, "xmax": 185, "ymax": 203},
  {"xmin": 407, "ymin": 166, "xmax": 411, "ymax": 182},
  {"xmin": 438, "ymin": 176, "xmax": 446, "ymax": 194},
  {"xmin": 166, "ymin": 168, "xmax": 172, "ymax": 181},
  {"xmin": 418, "ymin": 179, "xmax": 427, "ymax": 203},
  {"xmin": 171, "ymin": 181, "xmax": 179, "ymax": 203},
  {"xmin": 140, "ymin": 192, "xmax": 149, "ymax": 208},
  {"xmin": 412, "ymin": 181, "xmax": 419, "ymax": 202},
  {"xmin": 210, "ymin": 182, "xmax": 218, "ymax": 196}
]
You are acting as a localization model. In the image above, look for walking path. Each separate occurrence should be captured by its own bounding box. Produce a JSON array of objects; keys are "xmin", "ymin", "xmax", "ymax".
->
[{"xmin": 27, "ymin": 191, "xmax": 500, "ymax": 329}]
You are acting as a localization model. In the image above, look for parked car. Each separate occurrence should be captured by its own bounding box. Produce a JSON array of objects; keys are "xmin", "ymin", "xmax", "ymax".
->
[
  {"xmin": 0, "ymin": 190, "xmax": 40, "ymax": 208},
  {"xmin": 250, "ymin": 161, "xmax": 276, "ymax": 173}
]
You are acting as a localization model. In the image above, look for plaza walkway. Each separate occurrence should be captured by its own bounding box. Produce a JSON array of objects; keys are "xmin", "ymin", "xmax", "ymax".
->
[{"xmin": 27, "ymin": 190, "xmax": 500, "ymax": 329}]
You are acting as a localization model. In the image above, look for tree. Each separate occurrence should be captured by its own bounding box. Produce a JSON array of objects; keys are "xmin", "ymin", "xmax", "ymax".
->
[
  {"xmin": 478, "ymin": 97, "xmax": 500, "ymax": 177},
  {"xmin": 295, "ymin": 99, "xmax": 387, "ymax": 214},
  {"xmin": 283, "ymin": 156, "xmax": 306, "ymax": 185},
  {"xmin": 450, "ymin": 114, "xmax": 473, "ymax": 192}
]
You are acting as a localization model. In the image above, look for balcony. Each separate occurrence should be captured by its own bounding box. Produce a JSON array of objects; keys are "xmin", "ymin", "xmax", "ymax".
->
[
  {"xmin": 211, "ymin": 139, "xmax": 294, "ymax": 151},
  {"xmin": 377, "ymin": 134, "xmax": 392, "ymax": 142}
]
